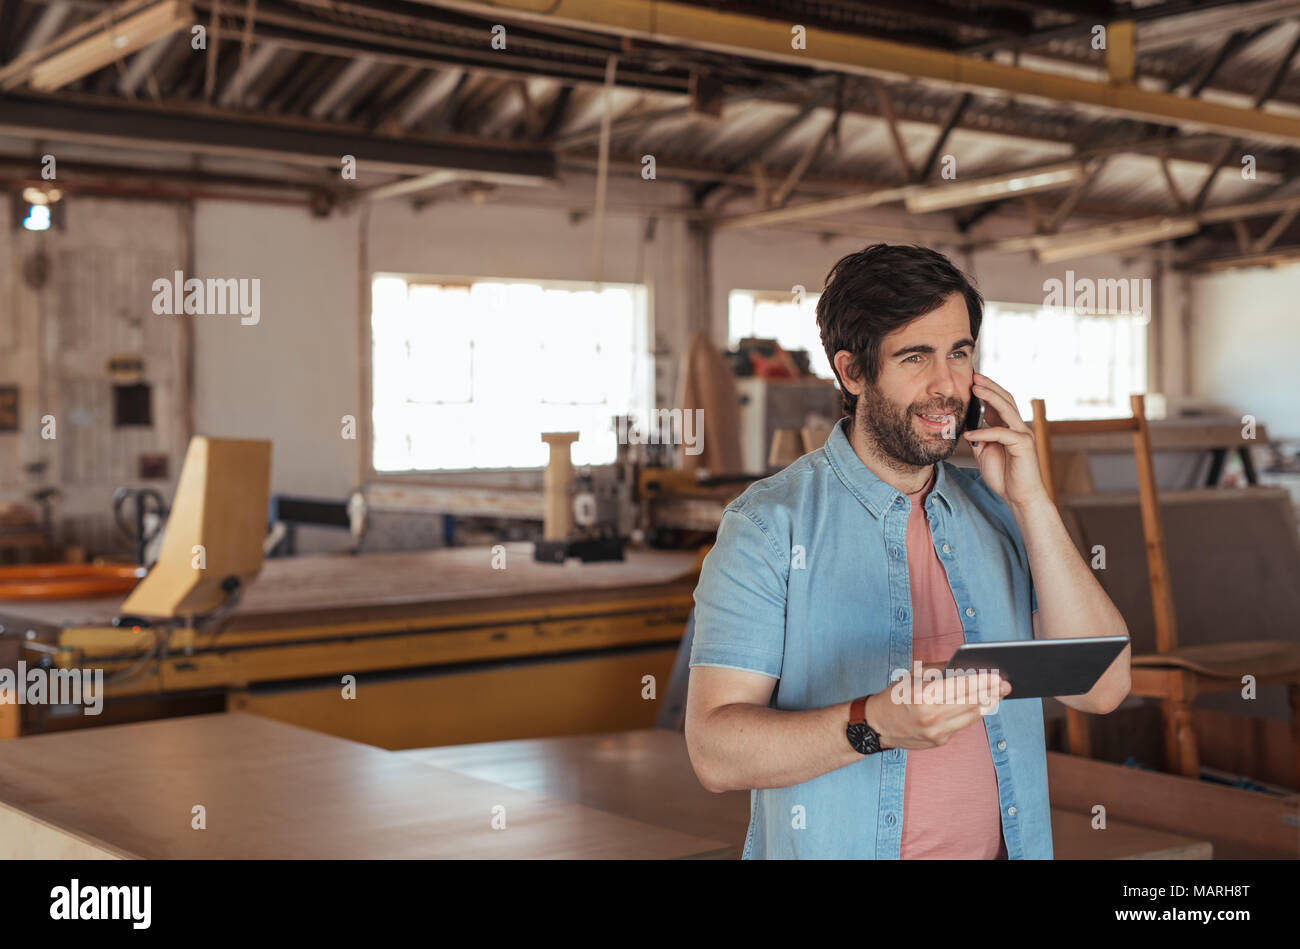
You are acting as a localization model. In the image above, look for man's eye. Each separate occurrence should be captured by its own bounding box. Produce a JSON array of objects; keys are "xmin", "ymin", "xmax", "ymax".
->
[
  {"xmin": 950, "ymin": 350, "xmax": 969, "ymax": 359},
  {"xmin": 904, "ymin": 355, "xmax": 922, "ymax": 364}
]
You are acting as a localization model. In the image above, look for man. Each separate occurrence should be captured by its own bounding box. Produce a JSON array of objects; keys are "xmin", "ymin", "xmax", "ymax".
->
[{"xmin": 685, "ymin": 244, "xmax": 1130, "ymax": 859}]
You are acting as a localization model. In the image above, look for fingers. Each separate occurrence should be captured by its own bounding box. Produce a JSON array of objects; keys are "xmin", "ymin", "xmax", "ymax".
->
[
  {"xmin": 971, "ymin": 374, "xmax": 1029, "ymax": 434},
  {"xmin": 971, "ymin": 373, "xmax": 1020, "ymax": 415},
  {"xmin": 919, "ymin": 670, "xmax": 1006, "ymax": 707},
  {"xmin": 894, "ymin": 669, "xmax": 1014, "ymax": 748},
  {"xmin": 963, "ymin": 425, "xmax": 1034, "ymax": 455}
]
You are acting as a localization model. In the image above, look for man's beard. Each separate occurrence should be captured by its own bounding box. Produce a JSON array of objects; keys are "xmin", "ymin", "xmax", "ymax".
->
[{"xmin": 857, "ymin": 383, "xmax": 968, "ymax": 470}]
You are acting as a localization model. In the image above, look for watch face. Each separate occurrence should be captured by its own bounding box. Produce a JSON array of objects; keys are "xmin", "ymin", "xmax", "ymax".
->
[{"xmin": 846, "ymin": 721, "xmax": 881, "ymax": 755}]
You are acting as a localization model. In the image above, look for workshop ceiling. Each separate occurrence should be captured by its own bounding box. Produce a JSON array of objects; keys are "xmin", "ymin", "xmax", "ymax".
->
[{"xmin": 5, "ymin": 0, "xmax": 1300, "ymax": 265}]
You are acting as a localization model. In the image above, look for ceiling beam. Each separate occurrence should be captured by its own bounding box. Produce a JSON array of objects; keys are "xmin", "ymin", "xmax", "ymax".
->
[
  {"xmin": 1178, "ymin": 244, "xmax": 1300, "ymax": 272},
  {"xmin": 770, "ymin": 106, "xmax": 839, "ymax": 209},
  {"xmin": 692, "ymin": 83, "xmax": 837, "ymax": 204},
  {"xmin": 217, "ymin": 40, "xmax": 279, "ymax": 107},
  {"xmin": 978, "ymin": 191, "xmax": 1300, "ymax": 260},
  {"xmin": 1252, "ymin": 203, "xmax": 1300, "ymax": 253},
  {"xmin": 1157, "ymin": 154, "xmax": 1187, "ymax": 213},
  {"xmin": 395, "ymin": 68, "xmax": 464, "ymax": 130},
  {"xmin": 1042, "ymin": 156, "xmax": 1107, "ymax": 233},
  {"xmin": 872, "ymin": 79, "xmax": 914, "ymax": 182},
  {"xmin": 19, "ymin": 2, "xmax": 75, "ymax": 56},
  {"xmin": 918, "ymin": 92, "xmax": 970, "ymax": 182},
  {"xmin": 309, "ymin": 55, "xmax": 376, "ymax": 119},
  {"xmin": 554, "ymin": 103, "xmax": 689, "ymax": 150},
  {"xmin": 431, "ymin": 0, "xmax": 1300, "ymax": 147},
  {"xmin": 713, "ymin": 131, "xmax": 1207, "ymax": 232},
  {"xmin": 119, "ymin": 33, "xmax": 173, "ymax": 98},
  {"xmin": 1138, "ymin": 0, "xmax": 1300, "ymax": 51},
  {"xmin": 2, "ymin": 0, "xmax": 191, "ymax": 92},
  {"xmin": 0, "ymin": 93, "xmax": 556, "ymax": 179},
  {"xmin": 1183, "ymin": 25, "xmax": 1275, "ymax": 96},
  {"xmin": 0, "ymin": 0, "xmax": 155, "ymax": 85}
]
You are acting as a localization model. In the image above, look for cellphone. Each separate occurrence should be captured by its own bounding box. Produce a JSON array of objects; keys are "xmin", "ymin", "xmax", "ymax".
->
[{"xmin": 964, "ymin": 393, "xmax": 983, "ymax": 432}]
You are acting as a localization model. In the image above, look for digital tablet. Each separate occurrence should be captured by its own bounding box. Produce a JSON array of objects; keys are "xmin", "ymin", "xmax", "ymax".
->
[{"xmin": 943, "ymin": 636, "xmax": 1129, "ymax": 699}]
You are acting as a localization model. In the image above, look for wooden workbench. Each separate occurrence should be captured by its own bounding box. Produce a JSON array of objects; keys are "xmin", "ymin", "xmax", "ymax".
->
[
  {"xmin": 0, "ymin": 544, "xmax": 700, "ymax": 747},
  {"xmin": 0, "ymin": 542, "xmax": 698, "ymax": 632},
  {"xmin": 400, "ymin": 728, "xmax": 1215, "ymax": 859},
  {"xmin": 0, "ymin": 713, "xmax": 733, "ymax": 859}
]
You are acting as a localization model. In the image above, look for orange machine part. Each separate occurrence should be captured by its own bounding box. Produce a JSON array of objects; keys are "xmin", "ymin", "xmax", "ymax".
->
[{"xmin": 0, "ymin": 564, "xmax": 145, "ymax": 600}]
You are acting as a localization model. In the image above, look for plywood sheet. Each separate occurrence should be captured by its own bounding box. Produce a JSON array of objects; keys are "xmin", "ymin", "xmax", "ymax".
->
[
  {"xmin": 403, "ymin": 728, "xmax": 1214, "ymax": 859},
  {"xmin": 0, "ymin": 712, "xmax": 732, "ymax": 859}
]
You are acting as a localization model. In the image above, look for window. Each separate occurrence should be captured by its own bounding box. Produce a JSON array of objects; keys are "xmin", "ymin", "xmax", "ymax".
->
[
  {"xmin": 727, "ymin": 289, "xmax": 833, "ymax": 380},
  {"xmin": 371, "ymin": 275, "xmax": 651, "ymax": 471},
  {"xmin": 977, "ymin": 301, "xmax": 1148, "ymax": 420}
]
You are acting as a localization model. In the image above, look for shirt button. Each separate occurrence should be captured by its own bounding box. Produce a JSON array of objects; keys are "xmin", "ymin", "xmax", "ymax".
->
[
  {"xmin": 888, "ymin": 814, "xmax": 896, "ymax": 825},
  {"xmin": 895, "ymin": 497, "xmax": 902, "ymax": 504},
  {"xmin": 898, "ymin": 608, "xmax": 906, "ymax": 619},
  {"xmin": 892, "ymin": 547, "xmax": 899, "ymax": 557},
  {"xmin": 1007, "ymin": 806, "xmax": 1017, "ymax": 817},
  {"xmin": 893, "ymin": 749, "xmax": 900, "ymax": 759},
  {"xmin": 942, "ymin": 544, "xmax": 951, "ymax": 553},
  {"xmin": 965, "ymin": 607, "xmax": 976, "ymax": 617},
  {"xmin": 997, "ymin": 740, "xmax": 1007, "ymax": 751}
]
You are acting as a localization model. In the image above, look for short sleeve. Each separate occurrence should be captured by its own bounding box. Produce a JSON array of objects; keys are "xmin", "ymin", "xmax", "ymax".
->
[{"xmin": 690, "ymin": 507, "xmax": 788, "ymax": 679}]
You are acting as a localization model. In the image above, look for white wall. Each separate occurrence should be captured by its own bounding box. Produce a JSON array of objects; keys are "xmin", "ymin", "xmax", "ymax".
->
[
  {"xmin": 192, "ymin": 179, "xmax": 697, "ymax": 503},
  {"xmin": 1189, "ymin": 264, "xmax": 1300, "ymax": 440},
  {"xmin": 193, "ymin": 201, "xmax": 361, "ymax": 499}
]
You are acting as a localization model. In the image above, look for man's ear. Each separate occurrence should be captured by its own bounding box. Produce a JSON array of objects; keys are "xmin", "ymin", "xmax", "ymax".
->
[{"xmin": 833, "ymin": 350, "xmax": 864, "ymax": 395}]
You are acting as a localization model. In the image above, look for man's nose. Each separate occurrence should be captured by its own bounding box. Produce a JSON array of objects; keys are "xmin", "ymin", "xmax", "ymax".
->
[{"xmin": 927, "ymin": 362, "xmax": 962, "ymax": 406}]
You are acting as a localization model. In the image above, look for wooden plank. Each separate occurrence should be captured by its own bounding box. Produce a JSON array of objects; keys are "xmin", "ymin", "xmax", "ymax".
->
[
  {"xmin": 970, "ymin": 420, "xmax": 1265, "ymax": 458},
  {"xmin": 0, "ymin": 713, "xmax": 734, "ymax": 859},
  {"xmin": 1050, "ymin": 808, "xmax": 1209, "ymax": 859},
  {"xmin": 678, "ymin": 332, "xmax": 743, "ymax": 476},
  {"xmin": 1130, "ymin": 395, "xmax": 1180, "ymax": 657},
  {"xmin": 366, "ymin": 481, "xmax": 544, "ymax": 518},
  {"xmin": 1048, "ymin": 750, "xmax": 1300, "ymax": 859},
  {"xmin": 1047, "ymin": 421, "xmax": 1267, "ymax": 455}
]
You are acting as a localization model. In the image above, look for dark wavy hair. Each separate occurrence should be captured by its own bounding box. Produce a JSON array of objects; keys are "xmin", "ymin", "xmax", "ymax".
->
[{"xmin": 815, "ymin": 244, "xmax": 983, "ymax": 417}]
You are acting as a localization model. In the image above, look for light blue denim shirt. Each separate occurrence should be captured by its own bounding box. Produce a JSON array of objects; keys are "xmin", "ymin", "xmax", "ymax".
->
[{"xmin": 690, "ymin": 416, "xmax": 1052, "ymax": 859}]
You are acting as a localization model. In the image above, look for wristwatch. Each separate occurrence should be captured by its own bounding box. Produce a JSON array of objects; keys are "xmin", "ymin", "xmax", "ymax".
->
[{"xmin": 846, "ymin": 695, "xmax": 883, "ymax": 755}]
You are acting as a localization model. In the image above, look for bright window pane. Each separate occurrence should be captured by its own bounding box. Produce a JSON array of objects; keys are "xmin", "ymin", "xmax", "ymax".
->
[
  {"xmin": 372, "ymin": 276, "xmax": 650, "ymax": 471},
  {"xmin": 978, "ymin": 301, "xmax": 1147, "ymax": 420}
]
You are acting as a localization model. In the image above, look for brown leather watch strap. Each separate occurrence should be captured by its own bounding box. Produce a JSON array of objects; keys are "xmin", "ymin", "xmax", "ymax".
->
[{"xmin": 849, "ymin": 695, "xmax": 868, "ymax": 725}]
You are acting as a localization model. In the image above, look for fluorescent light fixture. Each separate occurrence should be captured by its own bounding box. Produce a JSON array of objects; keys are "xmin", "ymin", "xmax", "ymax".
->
[
  {"xmin": 1034, "ymin": 217, "xmax": 1200, "ymax": 264},
  {"xmin": 29, "ymin": 1, "xmax": 191, "ymax": 92},
  {"xmin": 904, "ymin": 161, "xmax": 1085, "ymax": 214}
]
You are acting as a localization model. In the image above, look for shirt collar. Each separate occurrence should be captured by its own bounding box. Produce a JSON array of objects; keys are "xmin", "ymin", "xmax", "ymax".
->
[{"xmin": 824, "ymin": 416, "xmax": 956, "ymax": 518}]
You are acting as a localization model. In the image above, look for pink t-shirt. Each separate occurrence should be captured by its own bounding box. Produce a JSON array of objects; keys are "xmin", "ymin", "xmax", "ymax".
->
[{"xmin": 898, "ymin": 469, "xmax": 1007, "ymax": 859}]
